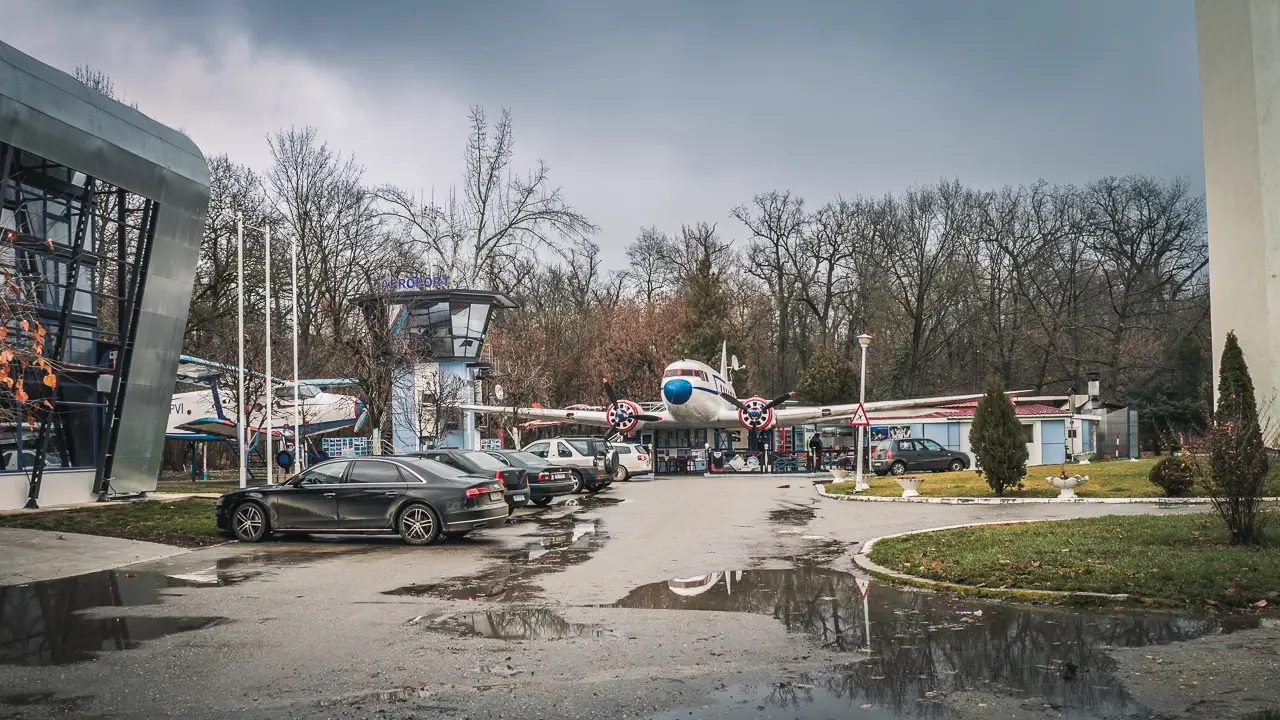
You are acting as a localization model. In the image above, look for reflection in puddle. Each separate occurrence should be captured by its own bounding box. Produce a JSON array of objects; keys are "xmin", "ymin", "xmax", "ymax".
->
[
  {"xmin": 386, "ymin": 514, "xmax": 607, "ymax": 601},
  {"xmin": 452, "ymin": 608, "xmax": 603, "ymax": 640},
  {"xmin": 620, "ymin": 567, "xmax": 1260, "ymax": 719},
  {"xmin": 0, "ymin": 570, "xmax": 226, "ymax": 666}
]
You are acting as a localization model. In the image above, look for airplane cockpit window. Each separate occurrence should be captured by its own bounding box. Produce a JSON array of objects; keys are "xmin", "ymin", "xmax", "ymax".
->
[
  {"xmin": 663, "ymin": 369, "xmax": 709, "ymax": 381},
  {"xmin": 275, "ymin": 385, "xmax": 321, "ymax": 401}
]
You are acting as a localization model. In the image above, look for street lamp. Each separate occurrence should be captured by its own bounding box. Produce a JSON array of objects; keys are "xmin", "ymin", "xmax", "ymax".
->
[{"xmin": 854, "ymin": 333, "xmax": 873, "ymax": 492}]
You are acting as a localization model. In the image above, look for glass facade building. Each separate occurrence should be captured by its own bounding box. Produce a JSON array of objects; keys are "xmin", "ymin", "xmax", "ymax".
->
[{"xmin": 0, "ymin": 41, "xmax": 210, "ymax": 508}]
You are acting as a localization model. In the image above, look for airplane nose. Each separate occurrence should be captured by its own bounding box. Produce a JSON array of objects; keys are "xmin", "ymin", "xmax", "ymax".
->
[{"xmin": 663, "ymin": 379, "xmax": 693, "ymax": 406}]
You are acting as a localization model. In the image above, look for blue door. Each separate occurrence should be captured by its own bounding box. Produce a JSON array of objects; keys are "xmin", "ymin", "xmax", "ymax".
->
[{"xmin": 1041, "ymin": 420, "xmax": 1066, "ymax": 465}]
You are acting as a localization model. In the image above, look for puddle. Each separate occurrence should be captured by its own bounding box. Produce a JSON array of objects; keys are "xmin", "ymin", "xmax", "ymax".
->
[
  {"xmin": 618, "ymin": 567, "xmax": 1260, "ymax": 719},
  {"xmin": 444, "ymin": 608, "xmax": 604, "ymax": 640},
  {"xmin": 385, "ymin": 512, "xmax": 608, "ymax": 601},
  {"xmin": 767, "ymin": 503, "xmax": 816, "ymax": 526},
  {"xmin": 0, "ymin": 569, "xmax": 234, "ymax": 666}
]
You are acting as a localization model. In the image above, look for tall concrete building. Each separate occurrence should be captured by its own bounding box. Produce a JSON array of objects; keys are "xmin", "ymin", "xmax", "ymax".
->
[
  {"xmin": 1196, "ymin": 0, "xmax": 1280, "ymax": 425},
  {"xmin": 0, "ymin": 41, "xmax": 210, "ymax": 508}
]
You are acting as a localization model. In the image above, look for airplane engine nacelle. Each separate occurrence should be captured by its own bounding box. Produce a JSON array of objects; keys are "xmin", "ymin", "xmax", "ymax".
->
[
  {"xmin": 737, "ymin": 397, "xmax": 776, "ymax": 431},
  {"xmin": 606, "ymin": 399, "xmax": 642, "ymax": 433}
]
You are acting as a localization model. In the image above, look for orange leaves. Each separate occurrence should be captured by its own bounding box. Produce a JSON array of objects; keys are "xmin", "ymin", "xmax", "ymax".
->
[
  {"xmin": 0, "ymin": 348, "xmax": 11, "ymax": 365},
  {"xmin": 13, "ymin": 380, "xmax": 27, "ymax": 403},
  {"xmin": 42, "ymin": 372, "xmax": 56, "ymax": 389},
  {"xmin": 18, "ymin": 320, "xmax": 28, "ymax": 333},
  {"xmin": 0, "ymin": 326, "xmax": 6, "ymax": 343}
]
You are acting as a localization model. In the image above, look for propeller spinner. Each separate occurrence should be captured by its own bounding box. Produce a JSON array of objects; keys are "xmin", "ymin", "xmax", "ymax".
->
[
  {"xmin": 603, "ymin": 378, "xmax": 661, "ymax": 433},
  {"xmin": 719, "ymin": 390, "xmax": 794, "ymax": 431}
]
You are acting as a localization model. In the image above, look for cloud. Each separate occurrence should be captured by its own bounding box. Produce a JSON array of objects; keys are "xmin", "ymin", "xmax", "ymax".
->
[{"xmin": 1, "ymin": 0, "xmax": 1206, "ymax": 269}]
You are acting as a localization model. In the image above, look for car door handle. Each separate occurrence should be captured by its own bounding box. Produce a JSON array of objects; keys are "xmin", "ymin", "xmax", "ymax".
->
[
  {"xmin": 381, "ymin": 491, "xmax": 398, "ymax": 496},
  {"xmin": 323, "ymin": 492, "xmax": 336, "ymax": 498}
]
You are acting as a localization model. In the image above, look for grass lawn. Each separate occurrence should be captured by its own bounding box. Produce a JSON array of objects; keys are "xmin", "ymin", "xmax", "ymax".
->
[
  {"xmin": 0, "ymin": 498, "xmax": 224, "ymax": 548},
  {"xmin": 825, "ymin": 458, "xmax": 1280, "ymax": 499},
  {"xmin": 867, "ymin": 512, "xmax": 1280, "ymax": 606}
]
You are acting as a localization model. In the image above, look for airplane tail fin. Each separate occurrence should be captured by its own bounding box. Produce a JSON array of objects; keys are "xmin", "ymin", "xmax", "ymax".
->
[{"xmin": 720, "ymin": 341, "xmax": 728, "ymax": 378}]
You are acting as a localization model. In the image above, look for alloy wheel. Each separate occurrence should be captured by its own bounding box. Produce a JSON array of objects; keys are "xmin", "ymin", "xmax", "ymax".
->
[
  {"xmin": 401, "ymin": 506, "xmax": 434, "ymax": 543},
  {"xmin": 234, "ymin": 504, "xmax": 265, "ymax": 541}
]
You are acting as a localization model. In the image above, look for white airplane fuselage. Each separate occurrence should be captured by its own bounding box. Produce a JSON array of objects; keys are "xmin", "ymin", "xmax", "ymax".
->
[
  {"xmin": 167, "ymin": 385, "xmax": 360, "ymax": 438},
  {"xmin": 658, "ymin": 359, "xmax": 740, "ymax": 427}
]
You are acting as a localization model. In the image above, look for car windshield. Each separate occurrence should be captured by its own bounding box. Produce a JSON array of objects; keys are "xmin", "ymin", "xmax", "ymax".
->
[
  {"xmin": 507, "ymin": 451, "xmax": 547, "ymax": 466},
  {"xmin": 461, "ymin": 451, "xmax": 508, "ymax": 470},
  {"xmin": 402, "ymin": 457, "xmax": 470, "ymax": 480}
]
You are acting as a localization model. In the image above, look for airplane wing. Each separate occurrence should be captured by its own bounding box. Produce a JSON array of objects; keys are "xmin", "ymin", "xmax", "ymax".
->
[
  {"xmin": 461, "ymin": 403, "xmax": 673, "ymax": 429},
  {"xmin": 713, "ymin": 392, "xmax": 1028, "ymax": 427}
]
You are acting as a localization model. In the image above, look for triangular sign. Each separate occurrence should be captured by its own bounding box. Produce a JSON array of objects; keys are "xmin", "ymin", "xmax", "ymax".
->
[
  {"xmin": 856, "ymin": 576, "xmax": 871, "ymax": 598},
  {"xmin": 849, "ymin": 403, "xmax": 870, "ymax": 427}
]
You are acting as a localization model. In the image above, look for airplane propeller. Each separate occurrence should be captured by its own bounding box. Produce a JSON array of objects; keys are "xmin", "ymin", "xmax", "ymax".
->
[
  {"xmin": 720, "ymin": 390, "xmax": 795, "ymax": 431},
  {"xmin": 602, "ymin": 377, "xmax": 661, "ymax": 433}
]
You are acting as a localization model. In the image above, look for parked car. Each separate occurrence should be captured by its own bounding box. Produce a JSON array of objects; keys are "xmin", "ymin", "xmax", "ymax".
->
[
  {"xmin": 611, "ymin": 443, "xmax": 651, "ymax": 481},
  {"xmin": 871, "ymin": 438, "xmax": 970, "ymax": 476},
  {"xmin": 215, "ymin": 457, "xmax": 506, "ymax": 545},
  {"xmin": 518, "ymin": 436, "xmax": 616, "ymax": 492},
  {"xmin": 483, "ymin": 450, "xmax": 578, "ymax": 504},
  {"xmin": 406, "ymin": 449, "xmax": 531, "ymax": 513}
]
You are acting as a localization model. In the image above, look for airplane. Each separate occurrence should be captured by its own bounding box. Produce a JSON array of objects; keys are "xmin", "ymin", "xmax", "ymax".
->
[
  {"xmin": 463, "ymin": 342, "xmax": 992, "ymax": 435},
  {"xmin": 167, "ymin": 356, "xmax": 366, "ymax": 442}
]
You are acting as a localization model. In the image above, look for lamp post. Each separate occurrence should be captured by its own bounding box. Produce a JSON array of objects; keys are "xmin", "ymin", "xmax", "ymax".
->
[
  {"xmin": 855, "ymin": 333, "xmax": 873, "ymax": 492},
  {"xmin": 263, "ymin": 225, "xmax": 275, "ymax": 485}
]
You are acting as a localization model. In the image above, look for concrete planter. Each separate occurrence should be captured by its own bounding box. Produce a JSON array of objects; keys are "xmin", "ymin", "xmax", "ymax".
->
[
  {"xmin": 895, "ymin": 476, "xmax": 925, "ymax": 498},
  {"xmin": 1046, "ymin": 474, "xmax": 1088, "ymax": 499}
]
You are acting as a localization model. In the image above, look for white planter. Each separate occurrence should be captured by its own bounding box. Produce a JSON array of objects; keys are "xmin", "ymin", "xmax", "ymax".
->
[
  {"xmin": 829, "ymin": 467, "xmax": 851, "ymax": 482},
  {"xmin": 1046, "ymin": 474, "xmax": 1088, "ymax": 499},
  {"xmin": 896, "ymin": 476, "xmax": 924, "ymax": 498}
]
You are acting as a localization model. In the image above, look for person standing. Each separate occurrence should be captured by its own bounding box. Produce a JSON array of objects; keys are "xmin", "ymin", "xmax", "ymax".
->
[{"xmin": 807, "ymin": 433, "xmax": 823, "ymax": 472}]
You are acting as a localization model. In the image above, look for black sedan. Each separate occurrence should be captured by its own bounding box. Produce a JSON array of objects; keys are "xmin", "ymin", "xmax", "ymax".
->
[
  {"xmin": 483, "ymin": 450, "xmax": 578, "ymax": 505},
  {"xmin": 214, "ymin": 457, "xmax": 506, "ymax": 545},
  {"xmin": 407, "ymin": 449, "xmax": 531, "ymax": 513}
]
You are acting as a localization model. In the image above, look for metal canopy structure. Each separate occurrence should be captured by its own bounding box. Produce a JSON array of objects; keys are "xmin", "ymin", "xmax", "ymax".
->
[{"xmin": 0, "ymin": 40, "xmax": 210, "ymax": 508}]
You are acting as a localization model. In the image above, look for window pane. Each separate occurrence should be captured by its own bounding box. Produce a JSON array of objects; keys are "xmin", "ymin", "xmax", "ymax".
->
[
  {"xmin": 348, "ymin": 460, "xmax": 403, "ymax": 483},
  {"xmin": 300, "ymin": 461, "xmax": 348, "ymax": 484}
]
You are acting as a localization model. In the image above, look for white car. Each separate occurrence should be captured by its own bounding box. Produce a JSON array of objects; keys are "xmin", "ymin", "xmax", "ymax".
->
[{"xmin": 612, "ymin": 443, "xmax": 651, "ymax": 480}]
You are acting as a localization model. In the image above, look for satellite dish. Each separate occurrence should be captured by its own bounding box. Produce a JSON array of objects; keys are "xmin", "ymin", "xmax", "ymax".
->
[
  {"xmin": 730, "ymin": 355, "xmax": 742, "ymax": 370},
  {"xmin": 495, "ymin": 384, "xmax": 505, "ymax": 401}
]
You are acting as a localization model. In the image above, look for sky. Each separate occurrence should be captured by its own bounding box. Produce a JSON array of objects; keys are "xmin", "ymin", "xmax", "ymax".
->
[{"xmin": 2, "ymin": 0, "xmax": 1204, "ymax": 268}]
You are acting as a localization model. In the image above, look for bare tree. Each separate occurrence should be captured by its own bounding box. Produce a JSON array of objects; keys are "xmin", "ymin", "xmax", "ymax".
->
[
  {"xmin": 624, "ymin": 226, "xmax": 675, "ymax": 302},
  {"xmin": 735, "ymin": 191, "xmax": 808, "ymax": 392},
  {"xmin": 377, "ymin": 107, "xmax": 597, "ymax": 289}
]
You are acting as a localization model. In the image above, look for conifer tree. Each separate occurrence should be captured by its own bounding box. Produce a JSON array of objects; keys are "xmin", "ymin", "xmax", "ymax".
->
[{"xmin": 969, "ymin": 375, "xmax": 1028, "ymax": 496}]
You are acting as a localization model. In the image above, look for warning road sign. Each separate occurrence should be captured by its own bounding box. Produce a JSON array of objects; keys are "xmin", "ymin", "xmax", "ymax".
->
[
  {"xmin": 856, "ymin": 576, "xmax": 871, "ymax": 598},
  {"xmin": 849, "ymin": 403, "xmax": 870, "ymax": 427}
]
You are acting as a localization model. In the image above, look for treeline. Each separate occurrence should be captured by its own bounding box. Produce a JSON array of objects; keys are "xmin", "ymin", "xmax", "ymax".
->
[{"xmin": 158, "ymin": 86, "xmax": 1207, "ymax": 442}]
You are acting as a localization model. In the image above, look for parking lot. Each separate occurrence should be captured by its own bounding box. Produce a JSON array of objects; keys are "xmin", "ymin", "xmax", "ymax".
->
[{"xmin": 0, "ymin": 477, "xmax": 1254, "ymax": 719}]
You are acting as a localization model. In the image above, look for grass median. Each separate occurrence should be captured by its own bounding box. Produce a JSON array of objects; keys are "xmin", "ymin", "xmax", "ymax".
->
[
  {"xmin": 867, "ymin": 513, "xmax": 1280, "ymax": 606},
  {"xmin": 825, "ymin": 458, "xmax": 1280, "ymax": 499},
  {"xmin": 0, "ymin": 498, "xmax": 224, "ymax": 548}
]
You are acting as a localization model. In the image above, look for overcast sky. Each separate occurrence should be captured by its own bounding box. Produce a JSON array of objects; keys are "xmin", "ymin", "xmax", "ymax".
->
[{"xmin": 3, "ymin": 0, "xmax": 1203, "ymax": 267}]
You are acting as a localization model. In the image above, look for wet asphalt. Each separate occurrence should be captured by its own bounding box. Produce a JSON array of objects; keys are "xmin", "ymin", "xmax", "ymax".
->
[{"xmin": 0, "ymin": 476, "xmax": 1230, "ymax": 719}]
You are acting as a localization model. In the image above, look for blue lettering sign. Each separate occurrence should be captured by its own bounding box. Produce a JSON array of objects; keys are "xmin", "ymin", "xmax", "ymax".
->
[{"xmin": 377, "ymin": 275, "xmax": 452, "ymax": 291}]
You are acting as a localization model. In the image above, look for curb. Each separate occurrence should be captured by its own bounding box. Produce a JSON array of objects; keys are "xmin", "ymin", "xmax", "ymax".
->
[
  {"xmin": 815, "ymin": 484, "xmax": 1279, "ymax": 505},
  {"xmin": 853, "ymin": 520, "xmax": 1131, "ymax": 602}
]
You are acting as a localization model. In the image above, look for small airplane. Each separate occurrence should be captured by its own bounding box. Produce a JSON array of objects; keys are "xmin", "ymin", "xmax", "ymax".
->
[
  {"xmin": 464, "ymin": 342, "xmax": 989, "ymax": 434},
  {"xmin": 167, "ymin": 356, "xmax": 366, "ymax": 441}
]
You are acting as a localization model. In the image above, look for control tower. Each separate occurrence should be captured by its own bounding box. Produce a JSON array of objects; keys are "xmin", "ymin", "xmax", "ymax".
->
[{"xmin": 360, "ymin": 278, "xmax": 517, "ymax": 452}]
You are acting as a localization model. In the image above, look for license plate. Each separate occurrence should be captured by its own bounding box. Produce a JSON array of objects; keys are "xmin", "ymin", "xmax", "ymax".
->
[
  {"xmin": 511, "ymin": 494, "xmax": 526, "ymax": 502},
  {"xmin": 554, "ymin": 474, "xmax": 568, "ymax": 481},
  {"xmin": 488, "ymin": 491, "xmax": 502, "ymax": 501}
]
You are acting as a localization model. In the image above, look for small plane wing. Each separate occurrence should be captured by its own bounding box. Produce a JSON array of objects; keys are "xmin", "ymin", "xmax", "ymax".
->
[
  {"xmin": 177, "ymin": 418, "xmax": 284, "ymax": 438},
  {"xmin": 460, "ymin": 403, "xmax": 672, "ymax": 429}
]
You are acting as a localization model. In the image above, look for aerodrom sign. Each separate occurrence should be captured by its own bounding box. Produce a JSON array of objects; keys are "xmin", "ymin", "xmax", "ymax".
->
[{"xmin": 380, "ymin": 275, "xmax": 451, "ymax": 291}]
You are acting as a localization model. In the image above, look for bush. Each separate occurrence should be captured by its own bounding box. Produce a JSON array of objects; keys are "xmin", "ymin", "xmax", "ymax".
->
[
  {"xmin": 969, "ymin": 375, "xmax": 1028, "ymax": 496},
  {"xmin": 1149, "ymin": 456, "xmax": 1194, "ymax": 497}
]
